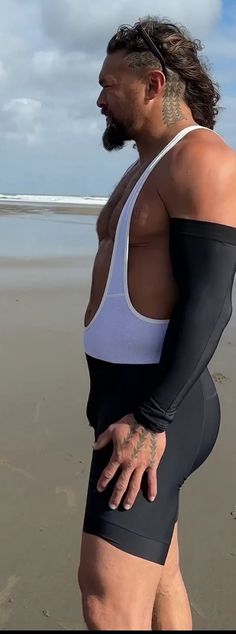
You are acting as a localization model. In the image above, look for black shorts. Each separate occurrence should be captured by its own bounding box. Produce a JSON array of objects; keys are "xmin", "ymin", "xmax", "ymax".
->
[{"xmin": 82, "ymin": 355, "xmax": 220, "ymax": 565}]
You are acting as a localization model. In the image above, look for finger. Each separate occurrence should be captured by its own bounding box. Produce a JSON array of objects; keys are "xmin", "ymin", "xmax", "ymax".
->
[
  {"xmin": 122, "ymin": 467, "xmax": 144, "ymax": 510},
  {"xmin": 96, "ymin": 455, "xmax": 120, "ymax": 492},
  {"xmin": 93, "ymin": 426, "xmax": 113, "ymax": 450},
  {"xmin": 108, "ymin": 467, "xmax": 133, "ymax": 510},
  {"xmin": 146, "ymin": 466, "xmax": 158, "ymax": 502}
]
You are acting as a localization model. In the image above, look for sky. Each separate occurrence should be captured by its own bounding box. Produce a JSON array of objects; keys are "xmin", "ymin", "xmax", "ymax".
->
[{"xmin": 0, "ymin": 0, "xmax": 235, "ymax": 197}]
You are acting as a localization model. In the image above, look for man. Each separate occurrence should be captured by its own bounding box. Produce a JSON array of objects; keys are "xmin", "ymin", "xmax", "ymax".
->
[{"xmin": 78, "ymin": 17, "xmax": 236, "ymax": 630}]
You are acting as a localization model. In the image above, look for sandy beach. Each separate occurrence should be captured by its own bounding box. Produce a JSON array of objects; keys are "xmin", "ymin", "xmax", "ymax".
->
[{"xmin": 0, "ymin": 208, "xmax": 235, "ymax": 630}]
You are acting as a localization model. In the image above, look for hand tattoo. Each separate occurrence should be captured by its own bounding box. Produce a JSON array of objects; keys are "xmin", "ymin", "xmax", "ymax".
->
[
  {"xmin": 117, "ymin": 416, "xmax": 158, "ymax": 469},
  {"xmin": 149, "ymin": 433, "xmax": 158, "ymax": 467}
]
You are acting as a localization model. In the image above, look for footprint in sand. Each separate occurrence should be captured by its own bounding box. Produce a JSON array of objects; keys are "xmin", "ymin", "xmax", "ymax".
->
[
  {"xmin": 230, "ymin": 505, "xmax": 236, "ymax": 519},
  {"xmin": 0, "ymin": 458, "xmax": 35, "ymax": 482},
  {"xmin": 55, "ymin": 486, "xmax": 77, "ymax": 510},
  {"xmin": 0, "ymin": 575, "xmax": 20, "ymax": 626},
  {"xmin": 212, "ymin": 372, "xmax": 229, "ymax": 384}
]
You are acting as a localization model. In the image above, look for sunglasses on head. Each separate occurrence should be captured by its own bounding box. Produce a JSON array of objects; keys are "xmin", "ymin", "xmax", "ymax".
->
[{"xmin": 133, "ymin": 22, "xmax": 168, "ymax": 79}]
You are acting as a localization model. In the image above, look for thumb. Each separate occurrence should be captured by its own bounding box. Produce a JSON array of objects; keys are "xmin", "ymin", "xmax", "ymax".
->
[{"xmin": 93, "ymin": 426, "xmax": 113, "ymax": 450}]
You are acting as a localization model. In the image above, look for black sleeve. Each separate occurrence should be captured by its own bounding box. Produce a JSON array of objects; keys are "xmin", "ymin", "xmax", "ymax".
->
[{"xmin": 133, "ymin": 218, "xmax": 236, "ymax": 433}]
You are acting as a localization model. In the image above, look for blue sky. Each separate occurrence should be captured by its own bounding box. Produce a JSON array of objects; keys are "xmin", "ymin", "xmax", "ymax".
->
[{"xmin": 0, "ymin": 0, "xmax": 235, "ymax": 197}]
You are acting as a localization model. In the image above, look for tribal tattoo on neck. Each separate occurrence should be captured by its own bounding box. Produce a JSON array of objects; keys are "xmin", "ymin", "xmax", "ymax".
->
[{"xmin": 162, "ymin": 70, "xmax": 187, "ymax": 127}]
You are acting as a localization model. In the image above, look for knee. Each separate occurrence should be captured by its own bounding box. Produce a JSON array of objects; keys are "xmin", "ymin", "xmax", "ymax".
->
[
  {"xmin": 78, "ymin": 568, "xmax": 148, "ymax": 630},
  {"xmin": 80, "ymin": 588, "xmax": 137, "ymax": 630},
  {"xmin": 78, "ymin": 567, "xmax": 116, "ymax": 629},
  {"xmin": 80, "ymin": 592, "xmax": 108, "ymax": 630}
]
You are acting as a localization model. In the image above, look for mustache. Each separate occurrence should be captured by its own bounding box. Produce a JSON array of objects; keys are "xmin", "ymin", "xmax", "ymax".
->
[
  {"xmin": 101, "ymin": 110, "xmax": 125, "ymax": 130},
  {"xmin": 101, "ymin": 109, "xmax": 120, "ymax": 125},
  {"xmin": 101, "ymin": 108, "xmax": 110, "ymax": 118}
]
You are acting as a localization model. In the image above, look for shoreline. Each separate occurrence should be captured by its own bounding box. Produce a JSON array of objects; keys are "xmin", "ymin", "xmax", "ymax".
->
[{"xmin": 0, "ymin": 202, "xmax": 103, "ymax": 216}]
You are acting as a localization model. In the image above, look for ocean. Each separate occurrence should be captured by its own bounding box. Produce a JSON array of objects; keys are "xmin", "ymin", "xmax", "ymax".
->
[
  {"xmin": 0, "ymin": 195, "xmax": 107, "ymax": 254},
  {"xmin": 0, "ymin": 194, "xmax": 105, "ymax": 290},
  {"xmin": 0, "ymin": 193, "xmax": 235, "ymax": 319}
]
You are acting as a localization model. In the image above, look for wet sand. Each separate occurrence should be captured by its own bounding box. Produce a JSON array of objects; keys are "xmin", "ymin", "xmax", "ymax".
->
[
  {"xmin": 0, "ymin": 202, "xmax": 102, "ymax": 216},
  {"xmin": 0, "ymin": 242, "xmax": 236, "ymax": 629}
]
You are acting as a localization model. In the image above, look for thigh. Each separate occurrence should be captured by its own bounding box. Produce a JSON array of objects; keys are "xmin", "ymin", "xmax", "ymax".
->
[
  {"xmin": 83, "ymin": 364, "xmax": 182, "ymax": 564},
  {"xmin": 78, "ymin": 531, "xmax": 162, "ymax": 620},
  {"xmin": 158, "ymin": 522, "xmax": 180, "ymax": 587},
  {"xmin": 82, "ymin": 395, "xmax": 183, "ymax": 566},
  {"xmin": 82, "ymin": 361, "xmax": 219, "ymax": 567},
  {"xmin": 82, "ymin": 448, "xmax": 179, "ymax": 566}
]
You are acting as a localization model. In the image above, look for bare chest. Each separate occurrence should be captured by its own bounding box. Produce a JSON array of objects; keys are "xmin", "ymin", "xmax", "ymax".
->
[{"xmin": 97, "ymin": 164, "xmax": 169, "ymax": 244}]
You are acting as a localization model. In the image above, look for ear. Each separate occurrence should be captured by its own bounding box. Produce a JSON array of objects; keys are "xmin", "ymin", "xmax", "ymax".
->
[{"xmin": 146, "ymin": 70, "xmax": 165, "ymax": 99}]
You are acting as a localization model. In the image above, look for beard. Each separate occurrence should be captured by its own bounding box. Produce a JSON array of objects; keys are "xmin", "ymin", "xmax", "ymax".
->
[{"xmin": 102, "ymin": 117, "xmax": 132, "ymax": 151}]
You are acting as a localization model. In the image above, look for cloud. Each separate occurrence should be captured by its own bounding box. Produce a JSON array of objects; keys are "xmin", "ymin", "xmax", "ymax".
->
[
  {"xmin": 31, "ymin": 49, "xmax": 100, "ymax": 93},
  {"xmin": 1, "ymin": 97, "xmax": 42, "ymax": 145},
  {"xmin": 0, "ymin": 0, "xmax": 39, "ymax": 60},
  {"xmin": 40, "ymin": 0, "xmax": 222, "ymax": 52},
  {"xmin": 0, "ymin": 61, "xmax": 7, "ymax": 81},
  {"xmin": 28, "ymin": 0, "xmax": 225, "ymax": 142},
  {"xmin": 0, "ymin": 0, "xmax": 235, "ymax": 196},
  {"xmin": 207, "ymin": 32, "xmax": 236, "ymax": 60}
]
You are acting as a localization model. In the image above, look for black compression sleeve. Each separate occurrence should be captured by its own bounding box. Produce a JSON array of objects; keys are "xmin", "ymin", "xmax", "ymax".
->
[{"xmin": 133, "ymin": 218, "xmax": 236, "ymax": 433}]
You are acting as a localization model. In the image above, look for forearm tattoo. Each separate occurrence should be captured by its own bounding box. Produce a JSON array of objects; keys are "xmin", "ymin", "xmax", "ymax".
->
[{"xmin": 162, "ymin": 70, "xmax": 186, "ymax": 126}]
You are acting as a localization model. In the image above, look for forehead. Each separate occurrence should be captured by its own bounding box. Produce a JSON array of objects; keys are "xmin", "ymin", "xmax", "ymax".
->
[{"xmin": 98, "ymin": 51, "xmax": 131, "ymax": 83}]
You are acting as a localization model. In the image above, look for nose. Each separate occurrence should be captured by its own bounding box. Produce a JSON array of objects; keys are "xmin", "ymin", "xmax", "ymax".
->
[{"xmin": 97, "ymin": 89, "xmax": 107, "ymax": 109}]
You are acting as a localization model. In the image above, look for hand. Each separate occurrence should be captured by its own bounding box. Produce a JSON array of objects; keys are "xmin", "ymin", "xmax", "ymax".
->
[{"xmin": 93, "ymin": 413, "xmax": 166, "ymax": 511}]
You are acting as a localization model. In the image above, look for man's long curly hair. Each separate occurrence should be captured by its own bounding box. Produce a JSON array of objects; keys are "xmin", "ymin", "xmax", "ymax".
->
[{"xmin": 107, "ymin": 16, "xmax": 220, "ymax": 129}]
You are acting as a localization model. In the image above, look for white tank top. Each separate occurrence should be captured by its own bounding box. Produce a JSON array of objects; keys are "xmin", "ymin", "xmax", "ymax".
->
[{"xmin": 83, "ymin": 125, "xmax": 217, "ymax": 364}]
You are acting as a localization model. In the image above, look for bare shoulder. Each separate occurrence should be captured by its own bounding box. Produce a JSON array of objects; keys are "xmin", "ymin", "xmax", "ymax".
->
[
  {"xmin": 175, "ymin": 128, "xmax": 236, "ymax": 179},
  {"xmin": 168, "ymin": 128, "xmax": 236, "ymax": 228}
]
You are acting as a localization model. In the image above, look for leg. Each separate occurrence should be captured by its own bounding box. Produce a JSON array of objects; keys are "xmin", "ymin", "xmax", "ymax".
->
[
  {"xmin": 152, "ymin": 523, "xmax": 192, "ymax": 631},
  {"xmin": 81, "ymin": 359, "xmax": 220, "ymax": 630},
  {"xmin": 78, "ymin": 531, "xmax": 162, "ymax": 630}
]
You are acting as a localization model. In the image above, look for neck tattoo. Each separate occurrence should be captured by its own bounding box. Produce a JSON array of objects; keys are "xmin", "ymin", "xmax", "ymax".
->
[{"xmin": 162, "ymin": 71, "xmax": 187, "ymax": 127}]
